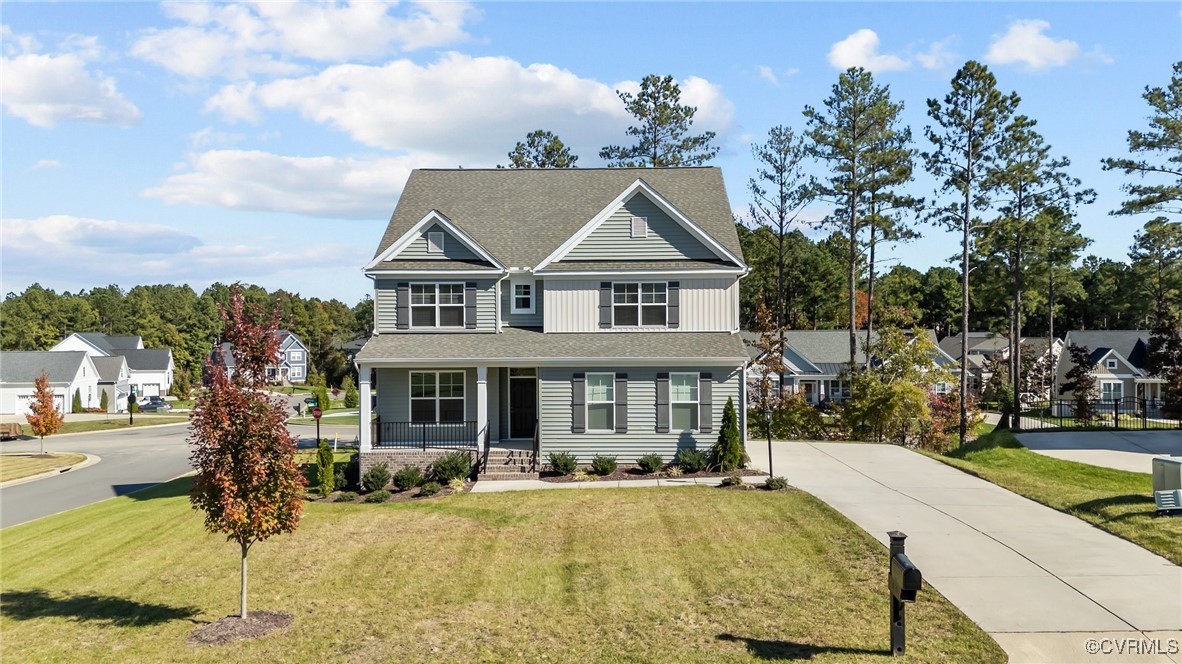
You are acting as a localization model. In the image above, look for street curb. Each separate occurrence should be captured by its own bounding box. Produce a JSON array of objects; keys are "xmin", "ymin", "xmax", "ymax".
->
[
  {"xmin": 1, "ymin": 420, "xmax": 190, "ymax": 441},
  {"xmin": 0, "ymin": 453, "xmax": 101, "ymax": 489}
]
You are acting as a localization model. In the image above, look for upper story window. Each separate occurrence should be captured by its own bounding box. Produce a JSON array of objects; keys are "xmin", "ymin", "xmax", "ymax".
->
[
  {"xmin": 289, "ymin": 350, "xmax": 304, "ymax": 362},
  {"xmin": 427, "ymin": 231, "xmax": 445, "ymax": 254},
  {"xmin": 511, "ymin": 278, "xmax": 535, "ymax": 314},
  {"xmin": 613, "ymin": 282, "xmax": 666, "ymax": 327},
  {"xmin": 1106, "ymin": 359, "xmax": 1118, "ymax": 370},
  {"xmin": 411, "ymin": 283, "xmax": 464, "ymax": 328}
]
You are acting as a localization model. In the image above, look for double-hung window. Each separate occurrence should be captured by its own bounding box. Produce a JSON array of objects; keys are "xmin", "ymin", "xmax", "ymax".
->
[
  {"xmin": 411, "ymin": 284, "xmax": 464, "ymax": 328},
  {"xmin": 1101, "ymin": 382, "xmax": 1123, "ymax": 402},
  {"xmin": 585, "ymin": 373, "xmax": 615, "ymax": 431},
  {"xmin": 670, "ymin": 372, "xmax": 699, "ymax": 430},
  {"xmin": 512, "ymin": 279, "xmax": 534, "ymax": 314},
  {"xmin": 410, "ymin": 371, "xmax": 465, "ymax": 423},
  {"xmin": 612, "ymin": 282, "xmax": 666, "ymax": 326}
]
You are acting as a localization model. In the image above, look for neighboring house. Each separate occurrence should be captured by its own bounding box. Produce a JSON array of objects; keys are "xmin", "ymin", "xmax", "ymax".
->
[
  {"xmin": 0, "ymin": 351, "xmax": 99, "ymax": 415},
  {"xmin": 52, "ymin": 332, "xmax": 175, "ymax": 397},
  {"xmin": 92, "ymin": 356, "xmax": 130, "ymax": 413},
  {"xmin": 354, "ymin": 167, "xmax": 750, "ymax": 473},
  {"xmin": 938, "ymin": 332, "xmax": 1061, "ymax": 396},
  {"xmin": 208, "ymin": 330, "xmax": 310, "ymax": 384},
  {"xmin": 1054, "ymin": 330, "xmax": 1164, "ymax": 409}
]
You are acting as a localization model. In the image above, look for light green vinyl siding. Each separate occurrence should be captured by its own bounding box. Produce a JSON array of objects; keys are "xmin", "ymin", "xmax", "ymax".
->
[
  {"xmin": 399, "ymin": 223, "xmax": 481, "ymax": 261},
  {"xmin": 562, "ymin": 193, "xmax": 717, "ymax": 261},
  {"xmin": 502, "ymin": 278, "xmax": 544, "ymax": 328},
  {"xmin": 373, "ymin": 279, "xmax": 497, "ymax": 333},
  {"xmin": 538, "ymin": 365, "xmax": 743, "ymax": 464}
]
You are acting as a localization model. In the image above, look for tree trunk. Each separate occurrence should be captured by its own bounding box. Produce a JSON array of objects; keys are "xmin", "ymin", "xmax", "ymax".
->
[
  {"xmin": 866, "ymin": 219, "xmax": 877, "ymax": 355},
  {"xmin": 240, "ymin": 541, "xmax": 249, "ymax": 619},
  {"xmin": 959, "ymin": 206, "xmax": 970, "ymax": 447},
  {"xmin": 849, "ymin": 200, "xmax": 858, "ymax": 374},
  {"xmin": 778, "ymin": 214, "xmax": 786, "ymax": 396},
  {"xmin": 1012, "ymin": 248, "xmax": 1023, "ymax": 432}
]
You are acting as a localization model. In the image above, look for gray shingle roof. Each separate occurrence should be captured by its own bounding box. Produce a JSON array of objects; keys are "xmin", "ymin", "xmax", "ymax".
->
[
  {"xmin": 782, "ymin": 330, "xmax": 875, "ymax": 365},
  {"xmin": 91, "ymin": 356, "xmax": 128, "ymax": 383},
  {"xmin": 373, "ymin": 168, "xmax": 744, "ymax": 269},
  {"xmin": 122, "ymin": 349, "xmax": 172, "ymax": 371},
  {"xmin": 1056, "ymin": 330, "xmax": 1152, "ymax": 386},
  {"xmin": 0, "ymin": 351, "xmax": 88, "ymax": 384},
  {"xmin": 539, "ymin": 259, "xmax": 737, "ymax": 272},
  {"xmin": 371, "ymin": 259, "xmax": 498, "ymax": 271},
  {"xmin": 355, "ymin": 328, "xmax": 748, "ymax": 363}
]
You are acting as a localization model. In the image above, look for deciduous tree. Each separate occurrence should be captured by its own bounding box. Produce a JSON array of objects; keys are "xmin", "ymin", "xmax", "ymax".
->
[
  {"xmin": 599, "ymin": 74, "xmax": 718, "ymax": 167},
  {"xmin": 26, "ymin": 371, "xmax": 64, "ymax": 455}
]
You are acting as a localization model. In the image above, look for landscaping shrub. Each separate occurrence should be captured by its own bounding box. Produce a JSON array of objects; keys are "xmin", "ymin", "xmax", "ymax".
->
[
  {"xmin": 675, "ymin": 448, "xmax": 709, "ymax": 473},
  {"xmin": 364, "ymin": 490, "xmax": 391, "ymax": 503},
  {"xmin": 572, "ymin": 470, "xmax": 595, "ymax": 482},
  {"xmin": 711, "ymin": 396, "xmax": 748, "ymax": 471},
  {"xmin": 636, "ymin": 453, "xmax": 664, "ymax": 474},
  {"xmin": 764, "ymin": 476, "xmax": 789, "ymax": 491},
  {"xmin": 316, "ymin": 439, "xmax": 334, "ymax": 497},
  {"xmin": 129, "ymin": 401, "xmax": 139, "ymax": 414},
  {"xmin": 447, "ymin": 477, "xmax": 465, "ymax": 493},
  {"xmin": 393, "ymin": 465, "xmax": 424, "ymax": 491},
  {"xmin": 334, "ymin": 491, "xmax": 359, "ymax": 502},
  {"xmin": 99, "ymin": 390, "xmax": 109, "ymax": 411},
  {"xmin": 313, "ymin": 386, "xmax": 331, "ymax": 413},
  {"xmin": 430, "ymin": 450, "xmax": 472, "ymax": 482},
  {"xmin": 547, "ymin": 451, "xmax": 577, "ymax": 475},
  {"xmin": 72, "ymin": 389, "xmax": 83, "ymax": 414},
  {"xmin": 345, "ymin": 454, "xmax": 360, "ymax": 489},
  {"xmin": 419, "ymin": 481, "xmax": 442, "ymax": 497},
  {"xmin": 664, "ymin": 465, "xmax": 683, "ymax": 477},
  {"xmin": 333, "ymin": 467, "xmax": 347, "ymax": 491},
  {"xmin": 342, "ymin": 374, "xmax": 359, "ymax": 409},
  {"xmin": 589, "ymin": 454, "xmax": 617, "ymax": 476},
  {"xmin": 719, "ymin": 473, "xmax": 744, "ymax": 487},
  {"xmin": 362, "ymin": 462, "xmax": 391, "ymax": 493}
]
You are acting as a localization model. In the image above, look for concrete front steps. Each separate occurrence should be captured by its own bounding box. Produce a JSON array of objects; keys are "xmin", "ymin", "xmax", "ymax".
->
[{"xmin": 478, "ymin": 448, "xmax": 538, "ymax": 481}]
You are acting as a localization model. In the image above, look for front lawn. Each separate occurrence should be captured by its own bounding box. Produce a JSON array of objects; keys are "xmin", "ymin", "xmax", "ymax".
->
[
  {"xmin": 0, "ymin": 453, "xmax": 87, "ymax": 483},
  {"xmin": 20, "ymin": 416, "xmax": 189, "ymax": 438},
  {"xmin": 0, "ymin": 479, "xmax": 1003, "ymax": 663},
  {"xmin": 928, "ymin": 429, "xmax": 1182, "ymax": 565}
]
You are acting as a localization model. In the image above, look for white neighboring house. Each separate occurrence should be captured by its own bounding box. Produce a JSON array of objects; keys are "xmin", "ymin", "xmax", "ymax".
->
[
  {"xmin": 92, "ymin": 356, "xmax": 131, "ymax": 413},
  {"xmin": 52, "ymin": 333, "xmax": 174, "ymax": 398},
  {"xmin": 0, "ymin": 351, "xmax": 100, "ymax": 415}
]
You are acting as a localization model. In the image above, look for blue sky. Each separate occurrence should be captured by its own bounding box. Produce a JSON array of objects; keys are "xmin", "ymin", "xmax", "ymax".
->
[{"xmin": 2, "ymin": 2, "xmax": 1179, "ymax": 305}]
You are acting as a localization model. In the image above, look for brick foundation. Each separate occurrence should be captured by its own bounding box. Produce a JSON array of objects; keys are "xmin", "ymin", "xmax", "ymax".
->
[{"xmin": 359, "ymin": 448, "xmax": 478, "ymax": 476}]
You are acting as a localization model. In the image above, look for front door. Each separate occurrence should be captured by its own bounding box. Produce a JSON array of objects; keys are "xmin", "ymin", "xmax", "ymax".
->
[
  {"xmin": 509, "ymin": 369, "xmax": 537, "ymax": 439},
  {"xmin": 801, "ymin": 381, "xmax": 816, "ymax": 404}
]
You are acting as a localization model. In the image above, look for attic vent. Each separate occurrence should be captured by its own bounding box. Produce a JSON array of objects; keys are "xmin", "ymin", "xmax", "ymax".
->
[
  {"xmin": 427, "ymin": 231, "xmax": 445, "ymax": 254},
  {"xmin": 630, "ymin": 216, "xmax": 648, "ymax": 239}
]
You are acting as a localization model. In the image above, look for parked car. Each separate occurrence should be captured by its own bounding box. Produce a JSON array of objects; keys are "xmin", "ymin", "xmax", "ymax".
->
[{"xmin": 138, "ymin": 396, "xmax": 172, "ymax": 413}]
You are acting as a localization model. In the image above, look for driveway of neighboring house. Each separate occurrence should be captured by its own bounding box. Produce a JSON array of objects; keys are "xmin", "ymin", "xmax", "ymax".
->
[
  {"xmin": 1017, "ymin": 430, "xmax": 1182, "ymax": 474},
  {"xmin": 748, "ymin": 441, "xmax": 1182, "ymax": 664}
]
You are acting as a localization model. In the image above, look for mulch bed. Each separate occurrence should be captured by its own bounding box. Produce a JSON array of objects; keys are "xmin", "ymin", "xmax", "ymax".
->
[
  {"xmin": 540, "ymin": 466, "xmax": 766, "ymax": 483},
  {"xmin": 188, "ymin": 611, "xmax": 292, "ymax": 646},
  {"xmin": 307, "ymin": 482, "xmax": 474, "ymax": 504}
]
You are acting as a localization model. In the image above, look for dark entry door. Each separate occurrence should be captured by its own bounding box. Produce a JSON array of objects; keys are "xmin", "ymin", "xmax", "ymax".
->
[{"xmin": 509, "ymin": 377, "xmax": 537, "ymax": 438}]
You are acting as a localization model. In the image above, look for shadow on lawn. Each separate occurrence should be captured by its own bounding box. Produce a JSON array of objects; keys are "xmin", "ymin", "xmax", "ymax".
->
[
  {"xmin": 121, "ymin": 476, "xmax": 193, "ymax": 501},
  {"xmin": 3, "ymin": 589, "xmax": 199, "ymax": 626},
  {"xmin": 718, "ymin": 633, "xmax": 890, "ymax": 660},
  {"xmin": 1071, "ymin": 493, "xmax": 1157, "ymax": 519}
]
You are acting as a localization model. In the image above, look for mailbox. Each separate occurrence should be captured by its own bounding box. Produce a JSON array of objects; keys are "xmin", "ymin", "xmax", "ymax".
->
[{"xmin": 890, "ymin": 553, "xmax": 922, "ymax": 602}]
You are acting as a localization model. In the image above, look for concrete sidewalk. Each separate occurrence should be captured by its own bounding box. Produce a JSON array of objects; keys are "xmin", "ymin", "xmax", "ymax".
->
[
  {"xmin": 748, "ymin": 441, "xmax": 1182, "ymax": 664},
  {"xmin": 1017, "ymin": 430, "xmax": 1182, "ymax": 474}
]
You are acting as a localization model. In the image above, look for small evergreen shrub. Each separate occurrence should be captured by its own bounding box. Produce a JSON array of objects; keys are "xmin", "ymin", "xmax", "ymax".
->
[
  {"xmin": 636, "ymin": 453, "xmax": 664, "ymax": 474},
  {"xmin": 335, "ymin": 491, "xmax": 359, "ymax": 502},
  {"xmin": 364, "ymin": 490, "xmax": 391, "ymax": 503},
  {"xmin": 764, "ymin": 476, "xmax": 789, "ymax": 491},
  {"xmin": 99, "ymin": 390, "xmax": 109, "ymax": 411},
  {"xmin": 393, "ymin": 465, "xmax": 424, "ymax": 491},
  {"xmin": 129, "ymin": 401, "xmax": 139, "ymax": 414},
  {"xmin": 719, "ymin": 473, "xmax": 744, "ymax": 487},
  {"xmin": 72, "ymin": 389, "xmax": 83, "ymax": 414},
  {"xmin": 362, "ymin": 462, "xmax": 391, "ymax": 493},
  {"xmin": 333, "ymin": 467, "xmax": 347, "ymax": 491},
  {"xmin": 547, "ymin": 451, "xmax": 578, "ymax": 475},
  {"xmin": 316, "ymin": 439, "xmax": 334, "ymax": 497},
  {"xmin": 711, "ymin": 396, "xmax": 748, "ymax": 472},
  {"xmin": 675, "ymin": 448, "xmax": 709, "ymax": 473},
  {"xmin": 430, "ymin": 451, "xmax": 472, "ymax": 482},
  {"xmin": 447, "ymin": 477, "xmax": 465, "ymax": 493},
  {"xmin": 345, "ymin": 454, "xmax": 360, "ymax": 489},
  {"xmin": 419, "ymin": 481, "xmax": 442, "ymax": 497},
  {"xmin": 342, "ymin": 374, "xmax": 359, "ymax": 408},
  {"xmin": 589, "ymin": 454, "xmax": 617, "ymax": 476}
]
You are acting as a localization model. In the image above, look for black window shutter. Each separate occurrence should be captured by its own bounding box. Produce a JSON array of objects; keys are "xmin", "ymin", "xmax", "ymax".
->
[
  {"xmin": 667, "ymin": 281, "xmax": 680, "ymax": 328},
  {"xmin": 599, "ymin": 282, "xmax": 612, "ymax": 328},
  {"xmin": 396, "ymin": 282, "xmax": 410, "ymax": 330},
  {"xmin": 571, "ymin": 372, "xmax": 586, "ymax": 434},
  {"xmin": 615, "ymin": 373, "xmax": 628, "ymax": 433},
  {"xmin": 464, "ymin": 282, "xmax": 477, "ymax": 329},
  {"xmin": 656, "ymin": 372, "xmax": 670, "ymax": 433},
  {"xmin": 699, "ymin": 373, "xmax": 713, "ymax": 433}
]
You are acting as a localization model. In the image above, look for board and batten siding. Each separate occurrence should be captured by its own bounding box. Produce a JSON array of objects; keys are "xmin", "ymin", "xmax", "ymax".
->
[
  {"xmin": 374, "ymin": 367, "xmax": 501, "ymax": 438},
  {"xmin": 563, "ymin": 193, "xmax": 717, "ymax": 261},
  {"xmin": 374, "ymin": 279, "xmax": 497, "ymax": 333},
  {"xmin": 538, "ymin": 365, "xmax": 742, "ymax": 463},
  {"xmin": 543, "ymin": 278, "xmax": 737, "ymax": 332},
  {"xmin": 502, "ymin": 278, "xmax": 544, "ymax": 328},
  {"xmin": 398, "ymin": 223, "xmax": 481, "ymax": 261}
]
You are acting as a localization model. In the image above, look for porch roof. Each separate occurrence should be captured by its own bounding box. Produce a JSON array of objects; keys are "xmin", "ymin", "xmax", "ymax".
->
[{"xmin": 355, "ymin": 328, "xmax": 748, "ymax": 365}]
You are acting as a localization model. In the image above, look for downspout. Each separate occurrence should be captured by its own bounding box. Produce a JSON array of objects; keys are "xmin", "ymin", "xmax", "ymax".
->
[{"xmin": 494, "ymin": 270, "xmax": 511, "ymax": 333}]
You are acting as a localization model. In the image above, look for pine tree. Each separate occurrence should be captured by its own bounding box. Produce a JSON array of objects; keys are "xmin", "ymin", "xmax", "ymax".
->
[
  {"xmin": 1059, "ymin": 344, "xmax": 1099, "ymax": 425},
  {"xmin": 342, "ymin": 374, "xmax": 359, "ymax": 409},
  {"xmin": 502, "ymin": 130, "xmax": 579, "ymax": 169},
  {"xmin": 711, "ymin": 397, "xmax": 747, "ymax": 472},
  {"xmin": 599, "ymin": 74, "xmax": 718, "ymax": 167},
  {"xmin": 1101, "ymin": 62, "xmax": 1182, "ymax": 218},
  {"xmin": 1147, "ymin": 301, "xmax": 1182, "ymax": 418}
]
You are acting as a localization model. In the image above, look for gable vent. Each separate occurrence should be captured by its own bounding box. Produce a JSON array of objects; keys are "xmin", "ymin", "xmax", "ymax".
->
[
  {"xmin": 427, "ymin": 231, "xmax": 445, "ymax": 254},
  {"xmin": 630, "ymin": 216, "xmax": 648, "ymax": 239}
]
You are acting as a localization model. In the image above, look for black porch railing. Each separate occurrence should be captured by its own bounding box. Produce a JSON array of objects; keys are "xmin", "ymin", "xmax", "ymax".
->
[
  {"xmin": 1016, "ymin": 398, "xmax": 1181, "ymax": 431},
  {"xmin": 374, "ymin": 421, "xmax": 479, "ymax": 449}
]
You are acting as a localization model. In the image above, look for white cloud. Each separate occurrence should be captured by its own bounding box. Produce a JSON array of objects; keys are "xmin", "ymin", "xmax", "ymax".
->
[
  {"xmin": 131, "ymin": 0, "xmax": 479, "ymax": 80},
  {"xmin": 758, "ymin": 65, "xmax": 778, "ymax": 85},
  {"xmin": 1, "ymin": 215, "xmax": 201, "ymax": 256},
  {"xmin": 189, "ymin": 126, "xmax": 246, "ymax": 148},
  {"xmin": 203, "ymin": 81, "xmax": 262, "ymax": 122},
  {"xmin": 31, "ymin": 159, "xmax": 61, "ymax": 170},
  {"xmin": 985, "ymin": 19, "xmax": 1080, "ymax": 71},
  {"xmin": 0, "ymin": 26, "xmax": 141, "ymax": 128},
  {"xmin": 916, "ymin": 37, "xmax": 959, "ymax": 70},
  {"xmin": 828, "ymin": 29, "xmax": 911, "ymax": 73}
]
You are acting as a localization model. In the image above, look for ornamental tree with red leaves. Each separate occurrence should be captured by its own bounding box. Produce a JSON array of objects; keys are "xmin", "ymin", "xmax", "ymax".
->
[{"xmin": 189, "ymin": 287, "xmax": 304, "ymax": 619}]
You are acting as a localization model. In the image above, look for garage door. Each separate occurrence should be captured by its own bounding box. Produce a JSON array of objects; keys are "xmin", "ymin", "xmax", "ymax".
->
[
  {"xmin": 141, "ymin": 384, "xmax": 161, "ymax": 397},
  {"xmin": 17, "ymin": 394, "xmax": 66, "ymax": 415}
]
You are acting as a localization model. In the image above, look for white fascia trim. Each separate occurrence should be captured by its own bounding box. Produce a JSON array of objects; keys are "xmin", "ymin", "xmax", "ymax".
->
[
  {"xmin": 536, "ymin": 268, "xmax": 745, "ymax": 278},
  {"xmin": 358, "ymin": 357, "xmax": 748, "ymax": 368},
  {"xmin": 534, "ymin": 178, "xmax": 747, "ymax": 271},
  {"xmin": 363, "ymin": 210, "xmax": 505, "ymax": 271},
  {"xmin": 365, "ymin": 270, "xmax": 507, "ymax": 278},
  {"xmin": 54, "ymin": 333, "xmax": 110, "ymax": 356}
]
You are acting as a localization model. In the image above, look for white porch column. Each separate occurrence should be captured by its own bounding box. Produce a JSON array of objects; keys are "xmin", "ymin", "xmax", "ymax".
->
[
  {"xmin": 476, "ymin": 365, "xmax": 488, "ymax": 453},
  {"xmin": 359, "ymin": 366, "xmax": 372, "ymax": 452}
]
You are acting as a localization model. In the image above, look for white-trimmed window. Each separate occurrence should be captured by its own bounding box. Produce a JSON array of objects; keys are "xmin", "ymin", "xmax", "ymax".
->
[
  {"xmin": 630, "ymin": 216, "xmax": 648, "ymax": 238},
  {"xmin": 410, "ymin": 371, "xmax": 465, "ymax": 423},
  {"xmin": 671, "ymin": 372, "xmax": 699, "ymax": 431},
  {"xmin": 511, "ymin": 278, "xmax": 535, "ymax": 314},
  {"xmin": 411, "ymin": 283, "xmax": 464, "ymax": 328},
  {"xmin": 612, "ymin": 282, "xmax": 666, "ymax": 326},
  {"xmin": 934, "ymin": 381, "xmax": 949, "ymax": 394},
  {"xmin": 290, "ymin": 350, "xmax": 303, "ymax": 362},
  {"xmin": 289, "ymin": 366, "xmax": 303, "ymax": 379},
  {"xmin": 1106, "ymin": 359, "xmax": 1118, "ymax": 370},
  {"xmin": 427, "ymin": 231, "xmax": 445, "ymax": 254},
  {"xmin": 1101, "ymin": 381, "xmax": 1123, "ymax": 402},
  {"xmin": 585, "ymin": 373, "xmax": 615, "ymax": 432}
]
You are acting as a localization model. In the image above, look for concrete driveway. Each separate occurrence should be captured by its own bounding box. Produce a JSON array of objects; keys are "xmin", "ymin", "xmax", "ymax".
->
[
  {"xmin": 749, "ymin": 441, "xmax": 1182, "ymax": 664},
  {"xmin": 1017, "ymin": 430, "xmax": 1182, "ymax": 474}
]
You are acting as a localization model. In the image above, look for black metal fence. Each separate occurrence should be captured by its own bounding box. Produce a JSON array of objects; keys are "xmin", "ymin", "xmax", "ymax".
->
[
  {"xmin": 1017, "ymin": 398, "xmax": 1181, "ymax": 431},
  {"xmin": 374, "ymin": 421, "xmax": 479, "ymax": 448}
]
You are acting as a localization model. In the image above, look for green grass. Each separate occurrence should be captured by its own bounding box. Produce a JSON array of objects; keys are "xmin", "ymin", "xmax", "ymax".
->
[
  {"xmin": 927, "ymin": 428, "xmax": 1182, "ymax": 565},
  {"xmin": 0, "ymin": 479, "xmax": 1003, "ymax": 663},
  {"xmin": 0, "ymin": 453, "xmax": 87, "ymax": 483},
  {"xmin": 287, "ymin": 406, "xmax": 355, "ymax": 424},
  {"xmin": 21, "ymin": 416, "xmax": 188, "ymax": 437}
]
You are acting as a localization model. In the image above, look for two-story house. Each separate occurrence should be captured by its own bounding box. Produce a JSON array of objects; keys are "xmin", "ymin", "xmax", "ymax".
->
[
  {"xmin": 52, "ymin": 332, "xmax": 174, "ymax": 398},
  {"xmin": 1054, "ymin": 330, "xmax": 1165, "ymax": 411},
  {"xmin": 208, "ymin": 329, "xmax": 310, "ymax": 385},
  {"xmin": 354, "ymin": 168, "xmax": 750, "ymax": 477}
]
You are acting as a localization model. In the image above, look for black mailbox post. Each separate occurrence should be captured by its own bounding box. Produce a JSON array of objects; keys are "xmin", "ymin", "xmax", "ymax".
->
[{"xmin": 887, "ymin": 531, "xmax": 922, "ymax": 656}]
